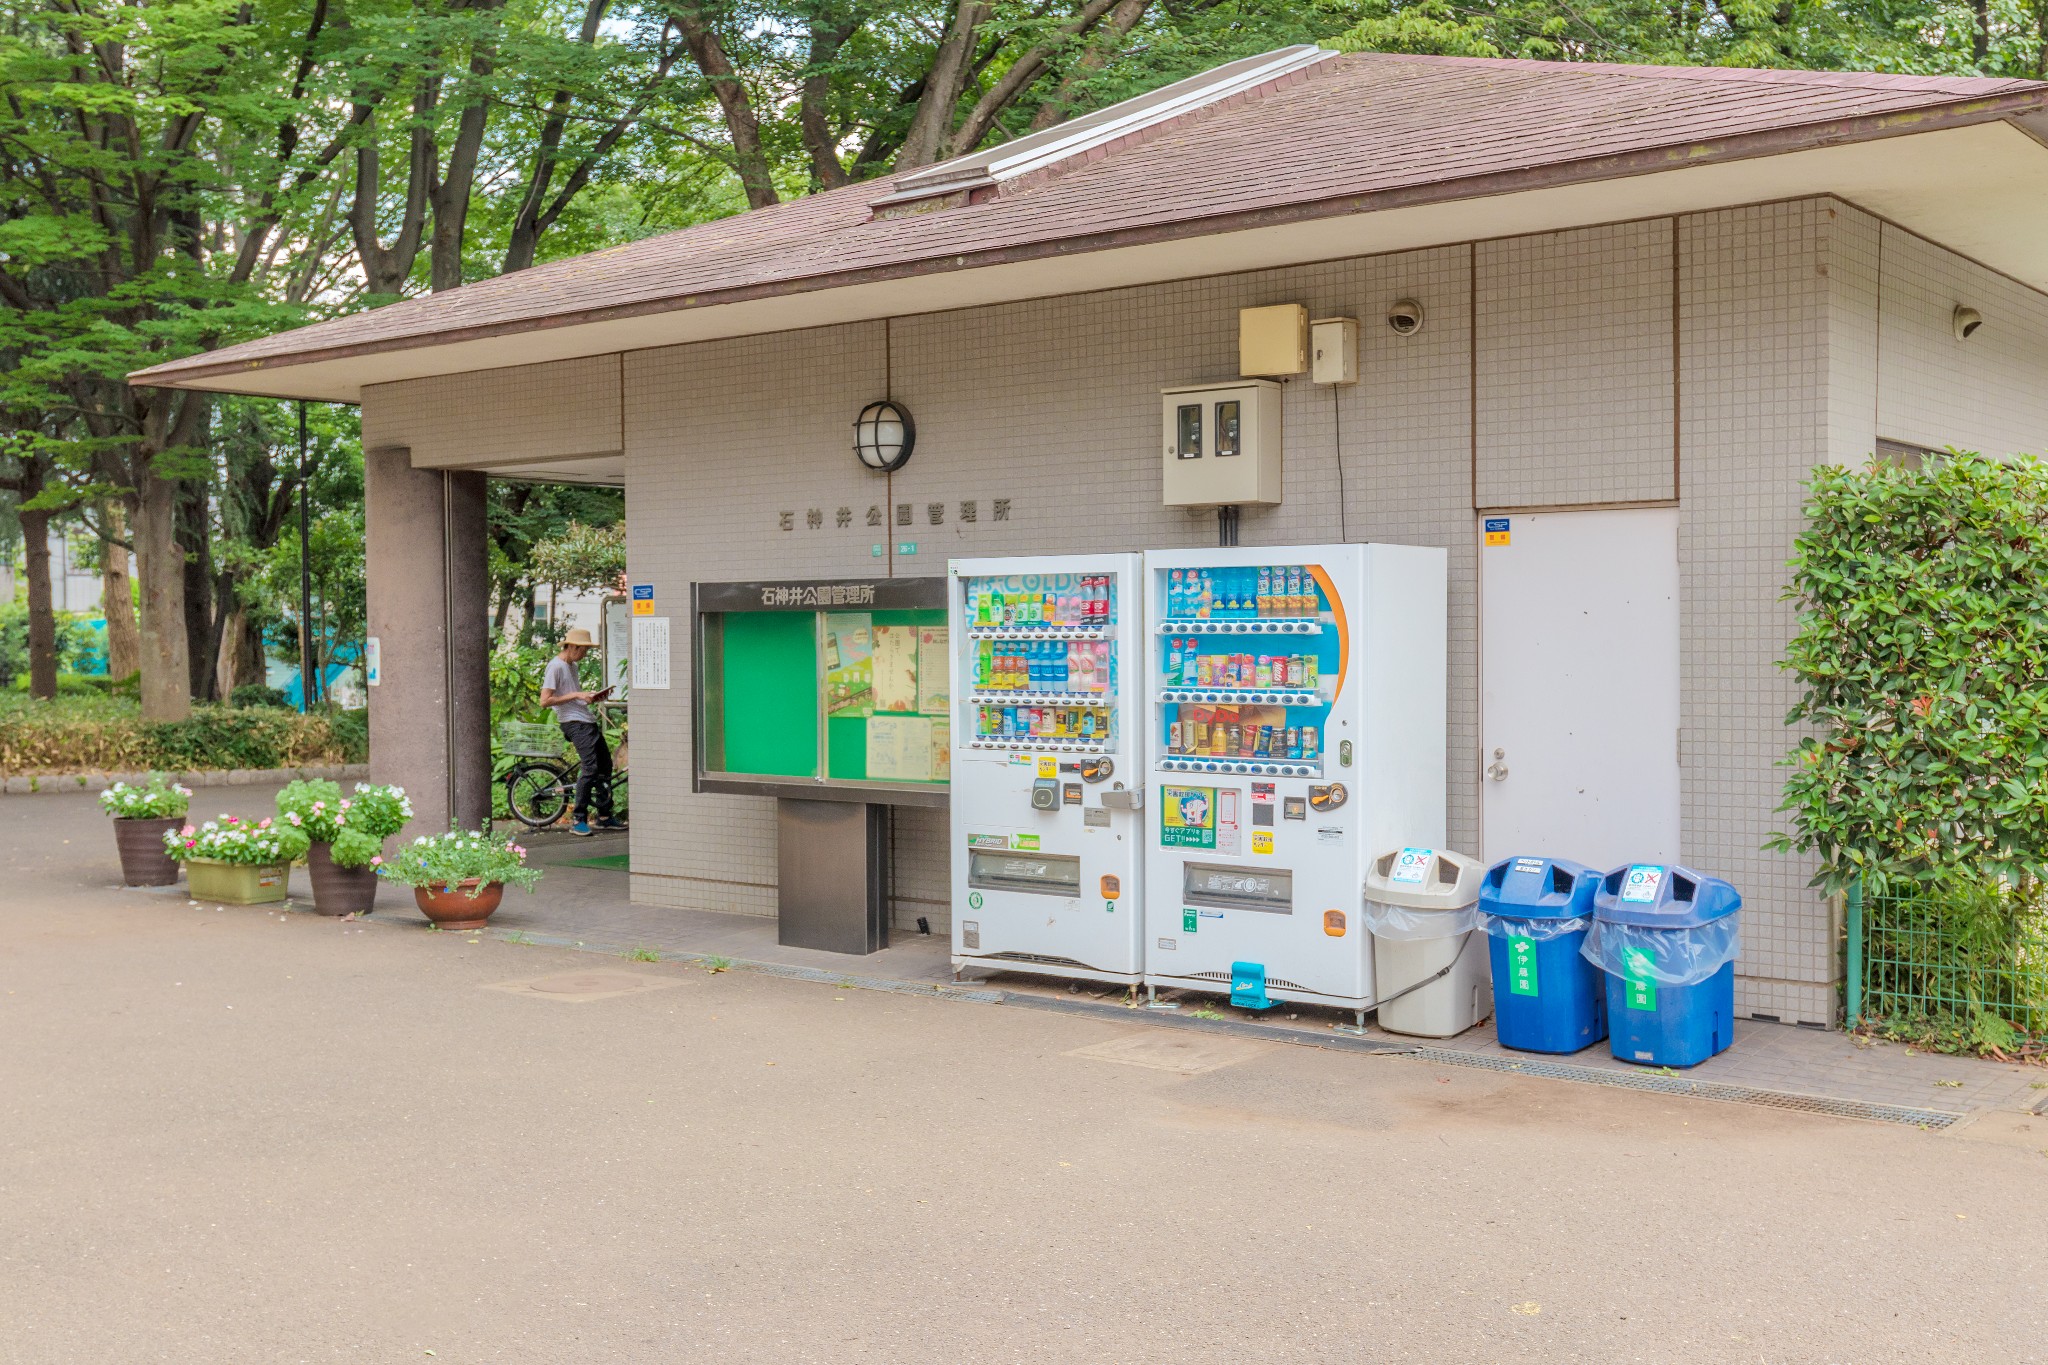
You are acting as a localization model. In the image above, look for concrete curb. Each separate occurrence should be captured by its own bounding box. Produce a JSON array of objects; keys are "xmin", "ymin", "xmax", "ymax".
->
[{"xmin": 1, "ymin": 764, "xmax": 369, "ymax": 796}]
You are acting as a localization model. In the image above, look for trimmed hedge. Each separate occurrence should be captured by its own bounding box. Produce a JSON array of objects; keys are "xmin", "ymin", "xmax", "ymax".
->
[{"xmin": 0, "ymin": 697, "xmax": 368, "ymax": 775}]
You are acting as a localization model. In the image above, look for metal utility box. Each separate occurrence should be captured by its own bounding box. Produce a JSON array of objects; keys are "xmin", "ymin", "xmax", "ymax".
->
[
  {"xmin": 1239, "ymin": 304, "xmax": 1309, "ymax": 376},
  {"xmin": 1311, "ymin": 317, "xmax": 1359, "ymax": 385},
  {"xmin": 1160, "ymin": 381, "xmax": 1283, "ymax": 507}
]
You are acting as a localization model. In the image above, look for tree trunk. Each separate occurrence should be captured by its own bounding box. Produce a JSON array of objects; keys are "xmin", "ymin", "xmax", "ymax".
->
[
  {"xmin": 18, "ymin": 505, "xmax": 59, "ymax": 700},
  {"xmin": 179, "ymin": 481, "xmax": 216, "ymax": 702},
  {"xmin": 896, "ymin": 0, "xmax": 991, "ymax": 170},
  {"xmin": 230, "ymin": 611, "xmax": 266, "ymax": 698},
  {"xmin": 101, "ymin": 502, "xmax": 142, "ymax": 681},
  {"xmin": 134, "ymin": 473, "xmax": 193, "ymax": 722}
]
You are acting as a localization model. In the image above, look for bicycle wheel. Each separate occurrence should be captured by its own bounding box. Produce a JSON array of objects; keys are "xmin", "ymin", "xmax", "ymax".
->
[{"xmin": 505, "ymin": 761, "xmax": 574, "ymax": 828}]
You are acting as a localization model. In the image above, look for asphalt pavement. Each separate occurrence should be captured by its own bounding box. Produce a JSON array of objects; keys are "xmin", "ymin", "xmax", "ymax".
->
[{"xmin": 3, "ymin": 789, "xmax": 2045, "ymax": 1363}]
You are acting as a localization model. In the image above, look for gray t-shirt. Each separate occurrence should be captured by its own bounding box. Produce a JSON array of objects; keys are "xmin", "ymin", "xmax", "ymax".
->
[{"xmin": 544, "ymin": 656, "xmax": 594, "ymax": 725}]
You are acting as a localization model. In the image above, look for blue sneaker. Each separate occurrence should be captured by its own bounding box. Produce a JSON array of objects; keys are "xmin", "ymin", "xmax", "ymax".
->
[{"xmin": 570, "ymin": 820, "xmax": 594, "ymax": 837}]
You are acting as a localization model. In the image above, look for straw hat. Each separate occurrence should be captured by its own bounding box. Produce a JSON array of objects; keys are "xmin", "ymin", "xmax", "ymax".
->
[{"xmin": 560, "ymin": 627, "xmax": 596, "ymax": 647}]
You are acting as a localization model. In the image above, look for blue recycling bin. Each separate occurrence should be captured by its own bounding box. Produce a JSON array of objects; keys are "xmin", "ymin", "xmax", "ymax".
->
[
  {"xmin": 1478, "ymin": 856, "xmax": 1605, "ymax": 1054},
  {"xmin": 1585, "ymin": 864, "xmax": 1742, "ymax": 1068}
]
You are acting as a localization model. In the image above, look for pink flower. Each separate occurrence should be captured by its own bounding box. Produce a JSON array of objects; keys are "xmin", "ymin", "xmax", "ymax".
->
[
  {"xmin": 370, "ymin": 856, "xmax": 383, "ymax": 866},
  {"xmin": 259, "ymin": 818, "xmax": 272, "ymax": 828}
]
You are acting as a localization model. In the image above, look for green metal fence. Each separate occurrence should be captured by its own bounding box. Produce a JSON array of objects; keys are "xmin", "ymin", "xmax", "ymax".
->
[{"xmin": 1844, "ymin": 878, "xmax": 2048, "ymax": 1037}]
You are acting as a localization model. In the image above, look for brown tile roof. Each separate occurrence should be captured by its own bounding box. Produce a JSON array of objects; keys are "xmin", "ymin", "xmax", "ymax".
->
[{"xmin": 134, "ymin": 52, "xmax": 2048, "ymax": 386}]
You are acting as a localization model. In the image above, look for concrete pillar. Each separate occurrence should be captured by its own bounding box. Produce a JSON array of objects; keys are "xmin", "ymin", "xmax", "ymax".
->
[{"xmin": 364, "ymin": 445, "xmax": 492, "ymax": 834}]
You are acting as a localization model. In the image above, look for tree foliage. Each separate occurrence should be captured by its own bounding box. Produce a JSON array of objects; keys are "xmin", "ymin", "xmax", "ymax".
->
[{"xmin": 1775, "ymin": 454, "xmax": 2048, "ymax": 892}]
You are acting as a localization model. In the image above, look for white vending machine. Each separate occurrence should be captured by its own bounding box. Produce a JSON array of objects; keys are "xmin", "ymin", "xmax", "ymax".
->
[
  {"xmin": 948, "ymin": 554, "xmax": 1148, "ymax": 986},
  {"xmin": 1142, "ymin": 543, "xmax": 1446, "ymax": 1021}
]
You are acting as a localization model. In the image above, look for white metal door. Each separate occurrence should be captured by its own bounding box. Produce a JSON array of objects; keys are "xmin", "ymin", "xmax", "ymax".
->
[{"xmin": 1480, "ymin": 509, "xmax": 1679, "ymax": 870}]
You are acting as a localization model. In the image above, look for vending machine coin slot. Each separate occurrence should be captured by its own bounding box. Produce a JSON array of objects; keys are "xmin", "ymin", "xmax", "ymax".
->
[
  {"xmin": 1308, "ymin": 783, "xmax": 1348, "ymax": 812},
  {"xmin": 1031, "ymin": 778, "xmax": 1059, "ymax": 811}
]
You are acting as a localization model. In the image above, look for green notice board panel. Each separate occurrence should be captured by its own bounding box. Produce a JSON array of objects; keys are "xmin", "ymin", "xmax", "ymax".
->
[
  {"xmin": 694, "ymin": 577, "xmax": 951, "ymax": 803},
  {"xmin": 716, "ymin": 611, "xmax": 820, "ymax": 778},
  {"xmin": 826, "ymin": 609, "xmax": 947, "ymax": 783}
]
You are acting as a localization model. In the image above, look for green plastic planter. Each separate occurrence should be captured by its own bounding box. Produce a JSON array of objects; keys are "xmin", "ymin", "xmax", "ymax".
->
[{"xmin": 184, "ymin": 858, "xmax": 291, "ymax": 905}]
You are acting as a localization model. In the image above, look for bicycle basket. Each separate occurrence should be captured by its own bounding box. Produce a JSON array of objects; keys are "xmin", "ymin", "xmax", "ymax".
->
[{"xmin": 499, "ymin": 720, "xmax": 564, "ymax": 757}]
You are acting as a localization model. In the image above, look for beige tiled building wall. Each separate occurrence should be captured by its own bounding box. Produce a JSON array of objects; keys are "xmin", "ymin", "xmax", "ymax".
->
[
  {"xmin": 362, "ymin": 195, "xmax": 2048, "ymax": 1028},
  {"xmin": 1476, "ymin": 219, "xmax": 1677, "ymax": 509},
  {"xmin": 362, "ymin": 354, "xmax": 623, "ymax": 468}
]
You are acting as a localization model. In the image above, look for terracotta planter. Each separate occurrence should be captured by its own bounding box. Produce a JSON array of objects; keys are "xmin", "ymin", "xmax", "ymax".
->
[
  {"xmin": 185, "ymin": 858, "xmax": 290, "ymax": 905},
  {"xmin": 412, "ymin": 879, "xmax": 505, "ymax": 931},
  {"xmin": 113, "ymin": 815, "xmax": 182, "ymax": 886},
  {"xmin": 306, "ymin": 841, "xmax": 380, "ymax": 916}
]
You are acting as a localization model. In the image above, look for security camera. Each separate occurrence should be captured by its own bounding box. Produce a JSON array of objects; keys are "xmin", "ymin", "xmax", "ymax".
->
[
  {"xmin": 1953, "ymin": 306, "xmax": 1983, "ymax": 341},
  {"xmin": 1387, "ymin": 299, "xmax": 1424, "ymax": 336}
]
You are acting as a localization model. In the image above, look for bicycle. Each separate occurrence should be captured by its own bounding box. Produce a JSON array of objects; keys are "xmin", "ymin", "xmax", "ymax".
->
[{"xmin": 499, "ymin": 712, "xmax": 630, "ymax": 830}]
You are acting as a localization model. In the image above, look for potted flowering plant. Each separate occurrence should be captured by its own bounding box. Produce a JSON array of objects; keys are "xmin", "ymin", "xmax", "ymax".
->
[
  {"xmin": 99, "ymin": 774, "xmax": 193, "ymax": 886},
  {"xmin": 163, "ymin": 815, "xmax": 313, "ymax": 905},
  {"xmin": 378, "ymin": 830, "xmax": 543, "ymax": 930},
  {"xmin": 276, "ymin": 780, "xmax": 414, "ymax": 916}
]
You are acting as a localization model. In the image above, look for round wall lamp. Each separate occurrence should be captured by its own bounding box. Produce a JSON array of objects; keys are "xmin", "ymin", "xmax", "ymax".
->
[
  {"xmin": 854, "ymin": 399, "xmax": 916, "ymax": 472},
  {"xmin": 1952, "ymin": 306, "xmax": 1984, "ymax": 341}
]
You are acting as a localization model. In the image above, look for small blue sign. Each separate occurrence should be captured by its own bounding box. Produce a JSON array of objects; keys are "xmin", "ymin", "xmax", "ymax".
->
[
  {"xmin": 1483, "ymin": 518, "xmax": 1510, "ymax": 534},
  {"xmin": 631, "ymin": 584, "xmax": 654, "ymax": 601}
]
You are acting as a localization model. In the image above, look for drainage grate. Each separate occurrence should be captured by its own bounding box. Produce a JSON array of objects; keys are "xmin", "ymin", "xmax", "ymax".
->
[{"xmin": 1400, "ymin": 1045, "xmax": 1964, "ymax": 1129}]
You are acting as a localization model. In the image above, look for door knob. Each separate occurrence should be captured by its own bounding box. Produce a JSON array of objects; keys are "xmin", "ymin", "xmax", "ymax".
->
[{"xmin": 1487, "ymin": 747, "xmax": 1508, "ymax": 782}]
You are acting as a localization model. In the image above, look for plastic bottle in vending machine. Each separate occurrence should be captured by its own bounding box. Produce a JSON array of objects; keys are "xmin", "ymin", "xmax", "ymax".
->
[
  {"xmin": 1095, "ymin": 640, "xmax": 1111, "ymax": 694},
  {"xmin": 1092, "ymin": 575, "xmax": 1110, "ymax": 623},
  {"xmin": 1195, "ymin": 569, "xmax": 1213, "ymax": 618},
  {"xmin": 1166, "ymin": 637, "xmax": 1184, "ymax": 686},
  {"xmin": 1256, "ymin": 567, "xmax": 1272, "ymax": 617}
]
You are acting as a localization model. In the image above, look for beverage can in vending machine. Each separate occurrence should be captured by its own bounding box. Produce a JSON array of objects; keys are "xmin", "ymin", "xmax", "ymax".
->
[
  {"xmin": 1255, "ymin": 655, "xmax": 1272, "ymax": 688},
  {"xmin": 1303, "ymin": 655, "xmax": 1319, "ymax": 689},
  {"xmin": 1302, "ymin": 725, "xmax": 1320, "ymax": 758},
  {"xmin": 1256, "ymin": 725, "xmax": 1274, "ymax": 758},
  {"xmin": 1285, "ymin": 726, "xmax": 1301, "ymax": 759}
]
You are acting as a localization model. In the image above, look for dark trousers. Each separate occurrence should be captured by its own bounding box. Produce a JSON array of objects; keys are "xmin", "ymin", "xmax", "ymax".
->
[{"xmin": 561, "ymin": 720, "xmax": 614, "ymax": 820}]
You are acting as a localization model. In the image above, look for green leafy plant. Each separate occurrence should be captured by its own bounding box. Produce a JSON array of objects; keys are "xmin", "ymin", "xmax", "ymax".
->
[
  {"xmin": 379, "ymin": 830, "xmax": 543, "ymax": 896},
  {"xmin": 1774, "ymin": 453, "xmax": 2048, "ymax": 892},
  {"xmin": 97, "ymin": 773, "xmax": 190, "ymax": 820},
  {"xmin": 277, "ymin": 780, "xmax": 414, "ymax": 868},
  {"xmin": 163, "ymin": 815, "xmax": 311, "ymax": 866}
]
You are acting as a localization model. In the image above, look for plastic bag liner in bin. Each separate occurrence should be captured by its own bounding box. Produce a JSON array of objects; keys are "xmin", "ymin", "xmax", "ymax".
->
[
  {"xmin": 1360, "ymin": 846, "xmax": 1485, "ymax": 939},
  {"xmin": 1580, "ymin": 917, "xmax": 1740, "ymax": 986}
]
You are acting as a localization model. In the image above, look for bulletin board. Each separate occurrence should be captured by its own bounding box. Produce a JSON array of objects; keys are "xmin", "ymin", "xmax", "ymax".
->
[{"xmin": 693, "ymin": 577, "xmax": 949, "ymax": 806}]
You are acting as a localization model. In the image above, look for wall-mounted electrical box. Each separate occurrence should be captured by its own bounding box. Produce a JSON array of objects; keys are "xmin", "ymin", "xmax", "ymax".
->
[
  {"xmin": 1161, "ymin": 380, "xmax": 1283, "ymax": 507},
  {"xmin": 1311, "ymin": 317, "xmax": 1359, "ymax": 385},
  {"xmin": 1239, "ymin": 304, "xmax": 1309, "ymax": 377}
]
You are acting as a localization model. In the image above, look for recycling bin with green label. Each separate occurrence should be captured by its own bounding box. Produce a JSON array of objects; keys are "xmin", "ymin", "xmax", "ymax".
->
[
  {"xmin": 1361, "ymin": 847, "xmax": 1490, "ymax": 1037},
  {"xmin": 1478, "ymin": 856, "xmax": 1605, "ymax": 1054},
  {"xmin": 1583, "ymin": 863, "xmax": 1742, "ymax": 1067}
]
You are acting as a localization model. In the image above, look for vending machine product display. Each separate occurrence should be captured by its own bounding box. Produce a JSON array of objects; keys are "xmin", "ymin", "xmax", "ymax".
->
[
  {"xmin": 1143, "ymin": 544, "xmax": 1447, "ymax": 1018},
  {"xmin": 948, "ymin": 554, "xmax": 1147, "ymax": 985}
]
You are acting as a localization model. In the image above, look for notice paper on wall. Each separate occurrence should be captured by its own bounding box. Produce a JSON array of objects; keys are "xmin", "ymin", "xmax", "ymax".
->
[
  {"xmin": 823, "ymin": 612, "xmax": 873, "ymax": 716},
  {"xmin": 604, "ymin": 598, "xmax": 633, "ymax": 698},
  {"xmin": 929, "ymin": 718, "xmax": 950, "ymax": 782},
  {"xmin": 871, "ymin": 624, "xmax": 921, "ymax": 713},
  {"xmin": 867, "ymin": 713, "xmax": 934, "ymax": 782},
  {"xmin": 917, "ymin": 626, "xmax": 949, "ymax": 715},
  {"xmin": 631, "ymin": 616, "xmax": 671, "ymax": 690}
]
